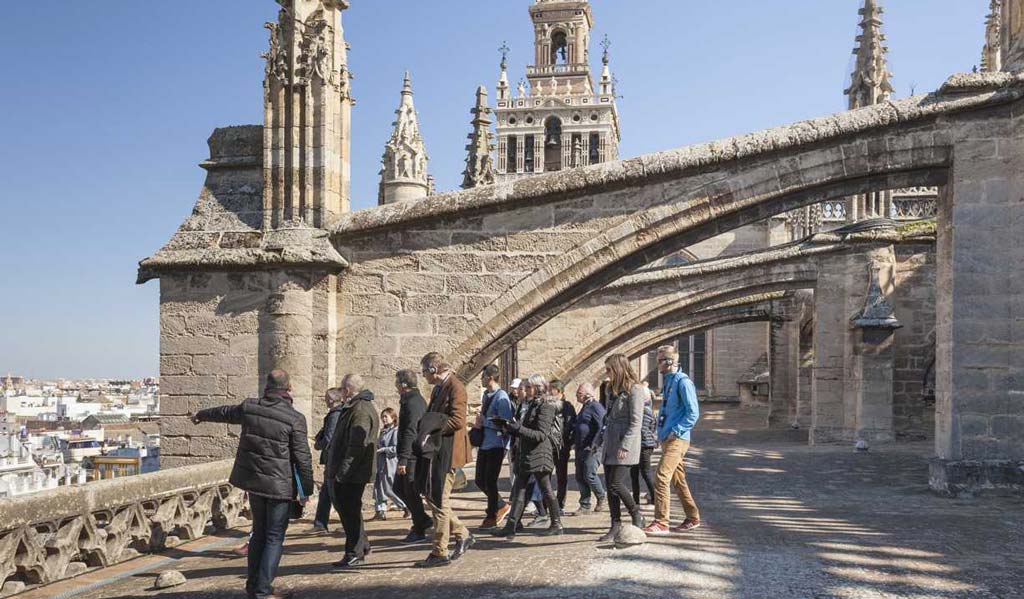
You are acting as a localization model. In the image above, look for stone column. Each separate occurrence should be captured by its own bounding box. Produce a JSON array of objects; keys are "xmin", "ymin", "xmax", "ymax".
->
[
  {"xmin": 260, "ymin": 272, "xmax": 316, "ymax": 422},
  {"xmin": 796, "ymin": 319, "xmax": 814, "ymax": 429},
  {"xmin": 768, "ymin": 313, "xmax": 800, "ymax": 429},
  {"xmin": 930, "ymin": 98, "xmax": 1024, "ymax": 496},
  {"xmin": 849, "ymin": 265, "xmax": 902, "ymax": 444},
  {"xmin": 811, "ymin": 246, "xmax": 898, "ymax": 444},
  {"xmin": 1003, "ymin": 0, "xmax": 1024, "ymax": 71}
]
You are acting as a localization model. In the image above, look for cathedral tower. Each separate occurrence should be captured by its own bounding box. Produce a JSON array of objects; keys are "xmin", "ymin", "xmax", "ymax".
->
[
  {"xmin": 378, "ymin": 72, "xmax": 431, "ymax": 205},
  {"xmin": 494, "ymin": 0, "xmax": 620, "ymax": 183}
]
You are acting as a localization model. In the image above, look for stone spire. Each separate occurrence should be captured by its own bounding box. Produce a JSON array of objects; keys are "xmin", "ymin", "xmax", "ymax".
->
[
  {"xmin": 462, "ymin": 86, "xmax": 496, "ymax": 189},
  {"xmin": 599, "ymin": 35, "xmax": 614, "ymax": 95},
  {"xmin": 262, "ymin": 0, "xmax": 353, "ymax": 228},
  {"xmin": 983, "ymin": 0, "xmax": 1004, "ymax": 72},
  {"xmin": 845, "ymin": 0, "xmax": 894, "ymax": 110},
  {"xmin": 378, "ymin": 72, "xmax": 430, "ymax": 205}
]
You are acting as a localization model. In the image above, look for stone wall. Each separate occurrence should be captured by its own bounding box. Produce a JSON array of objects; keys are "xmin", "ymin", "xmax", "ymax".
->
[{"xmin": 892, "ymin": 242, "xmax": 937, "ymax": 439}]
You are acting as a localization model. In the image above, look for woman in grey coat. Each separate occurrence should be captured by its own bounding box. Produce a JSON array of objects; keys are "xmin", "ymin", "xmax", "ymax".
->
[
  {"xmin": 599, "ymin": 354, "xmax": 647, "ymax": 541},
  {"xmin": 373, "ymin": 408, "xmax": 407, "ymax": 520}
]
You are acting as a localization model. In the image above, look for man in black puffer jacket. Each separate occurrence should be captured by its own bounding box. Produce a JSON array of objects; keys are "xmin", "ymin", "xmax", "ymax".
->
[
  {"xmin": 192, "ymin": 369, "xmax": 313, "ymax": 599},
  {"xmin": 326, "ymin": 373, "xmax": 379, "ymax": 568}
]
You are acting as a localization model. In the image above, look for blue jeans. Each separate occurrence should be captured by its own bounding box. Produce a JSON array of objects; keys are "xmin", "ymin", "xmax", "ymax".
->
[
  {"xmin": 313, "ymin": 482, "xmax": 333, "ymax": 529},
  {"xmin": 247, "ymin": 495, "xmax": 291, "ymax": 599},
  {"xmin": 575, "ymin": 448, "xmax": 606, "ymax": 508}
]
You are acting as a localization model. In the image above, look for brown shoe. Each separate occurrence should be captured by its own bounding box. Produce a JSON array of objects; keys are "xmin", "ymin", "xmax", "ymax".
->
[
  {"xmin": 494, "ymin": 503, "xmax": 512, "ymax": 527},
  {"xmin": 672, "ymin": 518, "xmax": 701, "ymax": 532},
  {"xmin": 479, "ymin": 517, "xmax": 497, "ymax": 529}
]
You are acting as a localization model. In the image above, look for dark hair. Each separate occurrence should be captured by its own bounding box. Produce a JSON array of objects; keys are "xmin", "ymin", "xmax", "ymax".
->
[
  {"xmin": 395, "ymin": 369, "xmax": 418, "ymax": 390},
  {"xmin": 266, "ymin": 369, "xmax": 290, "ymax": 391},
  {"xmin": 482, "ymin": 364, "xmax": 501, "ymax": 382},
  {"xmin": 550, "ymin": 379, "xmax": 565, "ymax": 393}
]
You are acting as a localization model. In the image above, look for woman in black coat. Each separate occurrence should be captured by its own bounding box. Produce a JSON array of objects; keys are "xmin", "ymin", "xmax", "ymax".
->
[{"xmin": 494, "ymin": 374, "xmax": 563, "ymax": 539}]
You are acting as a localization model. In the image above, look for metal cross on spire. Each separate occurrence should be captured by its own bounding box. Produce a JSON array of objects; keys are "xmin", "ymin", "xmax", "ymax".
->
[
  {"xmin": 600, "ymin": 34, "xmax": 612, "ymax": 65},
  {"xmin": 499, "ymin": 41, "xmax": 510, "ymax": 71}
]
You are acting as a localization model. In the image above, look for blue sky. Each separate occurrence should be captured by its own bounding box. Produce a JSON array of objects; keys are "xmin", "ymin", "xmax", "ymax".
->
[{"xmin": 0, "ymin": 1, "xmax": 988, "ymax": 379}]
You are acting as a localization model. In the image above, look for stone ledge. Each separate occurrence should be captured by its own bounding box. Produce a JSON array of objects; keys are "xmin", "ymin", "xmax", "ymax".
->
[
  {"xmin": 137, "ymin": 226, "xmax": 348, "ymax": 283},
  {"xmin": 929, "ymin": 458, "xmax": 1024, "ymax": 497},
  {"xmin": 0, "ymin": 459, "xmax": 233, "ymax": 529}
]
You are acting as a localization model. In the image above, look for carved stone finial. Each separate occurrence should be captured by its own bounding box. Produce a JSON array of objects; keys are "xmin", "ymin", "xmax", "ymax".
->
[
  {"xmin": 984, "ymin": 0, "xmax": 1004, "ymax": 72},
  {"xmin": 462, "ymin": 86, "xmax": 496, "ymax": 190},
  {"xmin": 845, "ymin": 0, "xmax": 894, "ymax": 109},
  {"xmin": 379, "ymin": 72, "xmax": 430, "ymax": 205}
]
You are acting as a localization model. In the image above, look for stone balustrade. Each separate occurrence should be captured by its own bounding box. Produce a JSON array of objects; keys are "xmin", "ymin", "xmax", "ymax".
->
[{"xmin": 0, "ymin": 460, "xmax": 246, "ymax": 596}]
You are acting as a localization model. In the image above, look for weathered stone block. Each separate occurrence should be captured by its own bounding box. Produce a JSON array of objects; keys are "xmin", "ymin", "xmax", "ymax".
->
[
  {"xmin": 161, "ymin": 375, "xmax": 227, "ymax": 397},
  {"xmin": 386, "ymin": 273, "xmax": 445, "ymax": 295},
  {"xmin": 161, "ymin": 336, "xmax": 228, "ymax": 357},
  {"xmin": 192, "ymin": 355, "xmax": 248, "ymax": 377},
  {"xmin": 379, "ymin": 314, "xmax": 434, "ymax": 336}
]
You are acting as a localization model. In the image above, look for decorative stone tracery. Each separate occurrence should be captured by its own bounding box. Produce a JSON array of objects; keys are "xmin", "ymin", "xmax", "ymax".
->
[{"xmin": 0, "ymin": 461, "xmax": 246, "ymax": 594}]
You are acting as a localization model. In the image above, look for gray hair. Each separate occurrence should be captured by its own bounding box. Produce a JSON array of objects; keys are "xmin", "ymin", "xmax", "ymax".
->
[
  {"xmin": 577, "ymin": 382, "xmax": 596, "ymax": 398},
  {"xmin": 526, "ymin": 374, "xmax": 548, "ymax": 394},
  {"xmin": 341, "ymin": 373, "xmax": 365, "ymax": 394}
]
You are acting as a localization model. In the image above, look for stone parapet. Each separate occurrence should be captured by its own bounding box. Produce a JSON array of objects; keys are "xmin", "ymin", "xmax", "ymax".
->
[{"xmin": 0, "ymin": 460, "xmax": 245, "ymax": 594}]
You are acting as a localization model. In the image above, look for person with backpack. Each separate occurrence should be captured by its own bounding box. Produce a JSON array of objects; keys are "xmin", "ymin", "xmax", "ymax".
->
[
  {"xmin": 549, "ymin": 380, "xmax": 576, "ymax": 511},
  {"xmin": 470, "ymin": 365, "xmax": 514, "ymax": 529},
  {"xmin": 191, "ymin": 369, "xmax": 313, "ymax": 599},
  {"xmin": 493, "ymin": 374, "xmax": 563, "ymax": 540}
]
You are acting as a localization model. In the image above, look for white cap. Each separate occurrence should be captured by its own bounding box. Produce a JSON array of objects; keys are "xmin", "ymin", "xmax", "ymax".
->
[{"xmin": 510, "ymin": 378, "xmax": 522, "ymax": 389}]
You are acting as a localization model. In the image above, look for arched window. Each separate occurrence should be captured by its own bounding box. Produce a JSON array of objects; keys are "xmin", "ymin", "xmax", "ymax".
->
[
  {"xmin": 551, "ymin": 31, "xmax": 569, "ymax": 65},
  {"xmin": 544, "ymin": 117, "xmax": 563, "ymax": 172}
]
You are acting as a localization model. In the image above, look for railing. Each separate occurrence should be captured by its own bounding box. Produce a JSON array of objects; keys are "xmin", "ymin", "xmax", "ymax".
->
[
  {"xmin": 526, "ymin": 63, "xmax": 589, "ymax": 77},
  {"xmin": 0, "ymin": 460, "xmax": 245, "ymax": 593},
  {"xmin": 891, "ymin": 187, "xmax": 938, "ymax": 220}
]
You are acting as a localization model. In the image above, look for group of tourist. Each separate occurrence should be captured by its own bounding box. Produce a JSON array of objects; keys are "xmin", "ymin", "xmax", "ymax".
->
[{"xmin": 191, "ymin": 346, "xmax": 701, "ymax": 599}]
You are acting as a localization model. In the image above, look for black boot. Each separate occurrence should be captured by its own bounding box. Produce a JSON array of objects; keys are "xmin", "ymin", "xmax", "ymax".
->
[
  {"xmin": 493, "ymin": 520, "xmax": 517, "ymax": 540},
  {"xmin": 631, "ymin": 510, "xmax": 646, "ymax": 529}
]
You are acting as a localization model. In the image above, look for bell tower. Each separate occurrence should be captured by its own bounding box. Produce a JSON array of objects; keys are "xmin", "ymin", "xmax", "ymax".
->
[{"xmin": 493, "ymin": 0, "xmax": 620, "ymax": 184}]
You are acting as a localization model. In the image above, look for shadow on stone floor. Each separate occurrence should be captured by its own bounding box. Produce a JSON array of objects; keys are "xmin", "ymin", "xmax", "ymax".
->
[{"xmin": 42, "ymin": 406, "xmax": 1024, "ymax": 599}]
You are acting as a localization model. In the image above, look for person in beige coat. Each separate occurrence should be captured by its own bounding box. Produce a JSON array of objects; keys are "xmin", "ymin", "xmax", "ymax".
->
[{"xmin": 598, "ymin": 354, "xmax": 647, "ymax": 542}]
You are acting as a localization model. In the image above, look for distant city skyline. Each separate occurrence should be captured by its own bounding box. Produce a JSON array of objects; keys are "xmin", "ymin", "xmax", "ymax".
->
[{"xmin": 0, "ymin": 0, "xmax": 989, "ymax": 378}]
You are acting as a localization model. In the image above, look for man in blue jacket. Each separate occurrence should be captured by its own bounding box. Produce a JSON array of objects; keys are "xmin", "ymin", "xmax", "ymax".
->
[{"xmin": 643, "ymin": 345, "xmax": 701, "ymax": 535}]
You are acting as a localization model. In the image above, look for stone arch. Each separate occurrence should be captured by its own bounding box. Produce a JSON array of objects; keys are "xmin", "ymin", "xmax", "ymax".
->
[
  {"xmin": 447, "ymin": 129, "xmax": 950, "ymax": 380},
  {"xmin": 566, "ymin": 301, "xmax": 784, "ymax": 384},
  {"xmin": 546, "ymin": 273, "xmax": 817, "ymax": 381}
]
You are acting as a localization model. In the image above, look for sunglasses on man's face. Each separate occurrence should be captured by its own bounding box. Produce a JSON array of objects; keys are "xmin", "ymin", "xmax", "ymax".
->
[{"xmin": 658, "ymin": 358, "xmax": 674, "ymax": 364}]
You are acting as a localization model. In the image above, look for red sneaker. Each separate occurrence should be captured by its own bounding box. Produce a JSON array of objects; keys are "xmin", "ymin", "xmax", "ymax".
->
[
  {"xmin": 642, "ymin": 522, "xmax": 671, "ymax": 536},
  {"xmin": 672, "ymin": 519, "xmax": 701, "ymax": 533}
]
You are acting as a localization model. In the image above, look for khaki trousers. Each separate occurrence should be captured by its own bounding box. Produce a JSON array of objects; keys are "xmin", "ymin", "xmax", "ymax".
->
[
  {"xmin": 654, "ymin": 436, "xmax": 700, "ymax": 525},
  {"xmin": 425, "ymin": 469, "xmax": 469, "ymax": 557}
]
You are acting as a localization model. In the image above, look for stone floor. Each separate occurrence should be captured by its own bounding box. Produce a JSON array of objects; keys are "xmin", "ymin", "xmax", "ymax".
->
[{"xmin": 28, "ymin": 405, "xmax": 1024, "ymax": 599}]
